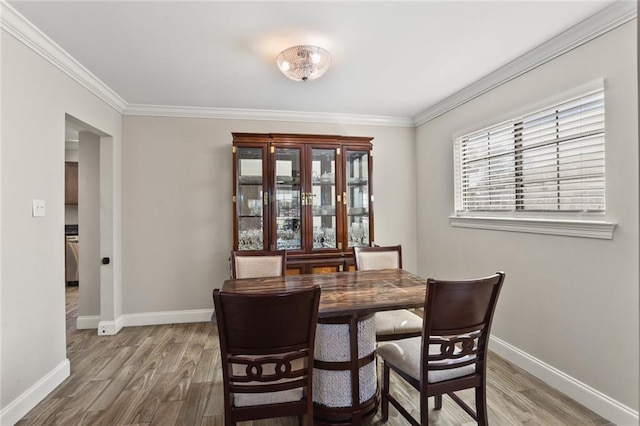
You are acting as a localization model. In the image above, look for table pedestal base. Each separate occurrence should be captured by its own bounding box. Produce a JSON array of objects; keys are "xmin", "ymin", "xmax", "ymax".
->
[{"xmin": 313, "ymin": 313, "xmax": 379, "ymax": 425}]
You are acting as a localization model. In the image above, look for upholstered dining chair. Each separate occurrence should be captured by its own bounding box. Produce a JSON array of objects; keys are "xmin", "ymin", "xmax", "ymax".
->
[
  {"xmin": 230, "ymin": 250, "xmax": 287, "ymax": 279},
  {"xmin": 354, "ymin": 245, "xmax": 423, "ymax": 342},
  {"xmin": 213, "ymin": 285, "xmax": 321, "ymax": 426},
  {"xmin": 212, "ymin": 250, "xmax": 288, "ymax": 325},
  {"xmin": 377, "ymin": 272, "xmax": 506, "ymax": 426}
]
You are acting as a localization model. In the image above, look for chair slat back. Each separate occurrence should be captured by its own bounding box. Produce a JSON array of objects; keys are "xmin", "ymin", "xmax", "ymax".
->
[
  {"xmin": 426, "ymin": 274, "xmax": 503, "ymax": 334},
  {"xmin": 378, "ymin": 272, "xmax": 506, "ymax": 425},
  {"xmin": 423, "ymin": 273, "xmax": 505, "ymax": 370},
  {"xmin": 217, "ymin": 287, "xmax": 319, "ymax": 352},
  {"xmin": 213, "ymin": 286, "xmax": 320, "ymax": 419}
]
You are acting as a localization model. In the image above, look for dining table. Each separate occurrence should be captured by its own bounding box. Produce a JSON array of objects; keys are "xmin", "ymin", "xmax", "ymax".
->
[{"xmin": 220, "ymin": 268, "xmax": 428, "ymax": 425}]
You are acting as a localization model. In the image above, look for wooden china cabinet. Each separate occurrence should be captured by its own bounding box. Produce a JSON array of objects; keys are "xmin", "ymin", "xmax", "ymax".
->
[{"xmin": 232, "ymin": 132, "xmax": 374, "ymax": 274}]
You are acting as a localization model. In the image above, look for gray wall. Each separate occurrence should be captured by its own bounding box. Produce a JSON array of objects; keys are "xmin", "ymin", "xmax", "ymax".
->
[
  {"xmin": 415, "ymin": 21, "xmax": 638, "ymax": 412},
  {"xmin": 78, "ymin": 132, "xmax": 101, "ymax": 318},
  {"xmin": 120, "ymin": 116, "xmax": 417, "ymax": 314},
  {"xmin": 0, "ymin": 29, "xmax": 122, "ymax": 415}
]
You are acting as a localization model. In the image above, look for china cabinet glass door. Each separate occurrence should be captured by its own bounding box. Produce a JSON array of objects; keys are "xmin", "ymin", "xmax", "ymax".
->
[
  {"xmin": 273, "ymin": 147, "xmax": 303, "ymax": 251},
  {"xmin": 233, "ymin": 133, "xmax": 373, "ymax": 273},
  {"xmin": 311, "ymin": 148, "xmax": 338, "ymax": 250},
  {"xmin": 345, "ymin": 149, "xmax": 371, "ymax": 247},
  {"xmin": 235, "ymin": 146, "xmax": 267, "ymax": 250}
]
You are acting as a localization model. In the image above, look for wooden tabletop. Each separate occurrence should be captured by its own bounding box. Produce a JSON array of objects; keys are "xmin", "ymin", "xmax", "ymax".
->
[{"xmin": 221, "ymin": 269, "xmax": 427, "ymax": 318}]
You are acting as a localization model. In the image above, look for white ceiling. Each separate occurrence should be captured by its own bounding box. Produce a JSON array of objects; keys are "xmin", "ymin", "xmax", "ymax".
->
[{"xmin": 9, "ymin": 1, "xmax": 615, "ymax": 121}]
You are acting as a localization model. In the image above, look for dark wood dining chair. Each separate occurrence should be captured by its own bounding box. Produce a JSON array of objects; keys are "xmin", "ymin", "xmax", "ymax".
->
[
  {"xmin": 213, "ymin": 250, "xmax": 288, "ymax": 324},
  {"xmin": 354, "ymin": 245, "xmax": 423, "ymax": 341},
  {"xmin": 377, "ymin": 272, "xmax": 506, "ymax": 426},
  {"xmin": 213, "ymin": 285, "xmax": 321, "ymax": 426},
  {"xmin": 230, "ymin": 250, "xmax": 287, "ymax": 279}
]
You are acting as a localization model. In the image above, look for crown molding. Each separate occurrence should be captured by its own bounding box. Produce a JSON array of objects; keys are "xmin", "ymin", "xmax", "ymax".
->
[
  {"xmin": 124, "ymin": 104, "xmax": 415, "ymax": 128},
  {"xmin": 0, "ymin": 0, "xmax": 411, "ymax": 128},
  {"xmin": 0, "ymin": 1, "xmax": 127, "ymax": 113},
  {"xmin": 2, "ymin": 0, "xmax": 634, "ymax": 128},
  {"xmin": 413, "ymin": 1, "xmax": 637, "ymax": 126}
]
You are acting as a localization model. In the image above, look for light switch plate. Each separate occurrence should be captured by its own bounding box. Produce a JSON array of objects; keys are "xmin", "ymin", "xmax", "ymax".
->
[{"xmin": 32, "ymin": 199, "xmax": 45, "ymax": 217}]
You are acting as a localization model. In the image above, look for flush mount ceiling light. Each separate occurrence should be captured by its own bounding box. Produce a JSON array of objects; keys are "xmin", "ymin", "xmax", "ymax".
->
[{"xmin": 276, "ymin": 45, "xmax": 331, "ymax": 82}]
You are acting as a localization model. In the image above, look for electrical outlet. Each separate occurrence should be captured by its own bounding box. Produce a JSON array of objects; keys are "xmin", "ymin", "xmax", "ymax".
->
[{"xmin": 32, "ymin": 199, "xmax": 45, "ymax": 217}]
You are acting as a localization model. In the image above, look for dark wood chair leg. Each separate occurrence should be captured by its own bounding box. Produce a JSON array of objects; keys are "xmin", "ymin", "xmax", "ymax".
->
[
  {"xmin": 382, "ymin": 361, "xmax": 390, "ymax": 421},
  {"xmin": 434, "ymin": 394, "xmax": 443, "ymax": 410},
  {"xmin": 421, "ymin": 392, "xmax": 430, "ymax": 425},
  {"xmin": 376, "ymin": 273, "xmax": 505, "ymax": 426},
  {"xmin": 476, "ymin": 385, "xmax": 489, "ymax": 426}
]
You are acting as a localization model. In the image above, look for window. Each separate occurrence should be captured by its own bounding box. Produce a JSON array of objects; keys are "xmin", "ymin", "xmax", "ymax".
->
[
  {"xmin": 452, "ymin": 86, "xmax": 615, "ymax": 239},
  {"xmin": 454, "ymin": 88, "xmax": 605, "ymax": 214}
]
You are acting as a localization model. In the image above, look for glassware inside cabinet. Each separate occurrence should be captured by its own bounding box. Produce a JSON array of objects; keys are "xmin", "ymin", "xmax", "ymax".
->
[
  {"xmin": 274, "ymin": 148, "xmax": 302, "ymax": 250},
  {"xmin": 346, "ymin": 150, "xmax": 370, "ymax": 247},
  {"xmin": 236, "ymin": 147, "xmax": 265, "ymax": 251},
  {"xmin": 311, "ymin": 148, "xmax": 337, "ymax": 249}
]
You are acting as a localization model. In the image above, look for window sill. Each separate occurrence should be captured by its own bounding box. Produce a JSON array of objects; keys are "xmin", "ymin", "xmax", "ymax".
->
[{"xmin": 448, "ymin": 216, "xmax": 616, "ymax": 240}]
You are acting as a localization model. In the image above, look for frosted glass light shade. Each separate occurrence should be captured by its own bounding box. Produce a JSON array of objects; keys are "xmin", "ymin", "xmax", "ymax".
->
[{"xmin": 276, "ymin": 45, "xmax": 331, "ymax": 82}]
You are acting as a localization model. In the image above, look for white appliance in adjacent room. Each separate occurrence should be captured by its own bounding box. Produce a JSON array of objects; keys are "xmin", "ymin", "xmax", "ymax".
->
[{"xmin": 65, "ymin": 225, "xmax": 79, "ymax": 285}]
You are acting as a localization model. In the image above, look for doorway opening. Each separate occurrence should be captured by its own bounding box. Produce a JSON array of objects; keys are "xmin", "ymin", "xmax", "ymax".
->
[{"xmin": 64, "ymin": 114, "xmax": 115, "ymax": 344}]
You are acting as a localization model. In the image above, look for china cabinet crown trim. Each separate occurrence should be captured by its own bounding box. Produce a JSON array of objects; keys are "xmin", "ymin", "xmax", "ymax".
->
[{"xmin": 232, "ymin": 132, "xmax": 374, "ymax": 275}]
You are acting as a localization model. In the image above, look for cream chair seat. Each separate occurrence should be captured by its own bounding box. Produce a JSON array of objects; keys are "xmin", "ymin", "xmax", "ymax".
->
[
  {"xmin": 353, "ymin": 245, "xmax": 423, "ymax": 341},
  {"xmin": 377, "ymin": 273, "xmax": 506, "ymax": 425}
]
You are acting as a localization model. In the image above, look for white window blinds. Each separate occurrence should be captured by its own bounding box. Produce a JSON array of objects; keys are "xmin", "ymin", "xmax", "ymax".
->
[{"xmin": 454, "ymin": 87, "xmax": 605, "ymax": 214}]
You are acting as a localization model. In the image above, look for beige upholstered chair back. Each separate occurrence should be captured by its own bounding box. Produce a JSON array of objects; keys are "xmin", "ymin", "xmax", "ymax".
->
[
  {"xmin": 354, "ymin": 245, "xmax": 402, "ymax": 271},
  {"xmin": 231, "ymin": 250, "xmax": 287, "ymax": 279}
]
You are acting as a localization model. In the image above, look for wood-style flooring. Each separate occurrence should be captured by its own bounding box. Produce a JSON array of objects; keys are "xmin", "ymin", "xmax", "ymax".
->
[{"xmin": 16, "ymin": 286, "xmax": 612, "ymax": 425}]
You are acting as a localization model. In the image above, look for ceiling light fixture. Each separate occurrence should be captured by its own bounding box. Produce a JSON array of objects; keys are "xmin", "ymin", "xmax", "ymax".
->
[{"xmin": 276, "ymin": 45, "xmax": 331, "ymax": 82}]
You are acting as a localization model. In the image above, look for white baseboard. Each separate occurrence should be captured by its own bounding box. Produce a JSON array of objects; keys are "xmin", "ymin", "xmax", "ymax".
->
[
  {"xmin": 97, "ymin": 316, "xmax": 124, "ymax": 336},
  {"xmin": 0, "ymin": 359, "xmax": 70, "ymax": 426},
  {"xmin": 123, "ymin": 309, "xmax": 214, "ymax": 327},
  {"xmin": 77, "ymin": 309, "xmax": 215, "ymax": 333},
  {"xmin": 490, "ymin": 336, "xmax": 639, "ymax": 426},
  {"xmin": 76, "ymin": 315, "xmax": 100, "ymax": 329}
]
